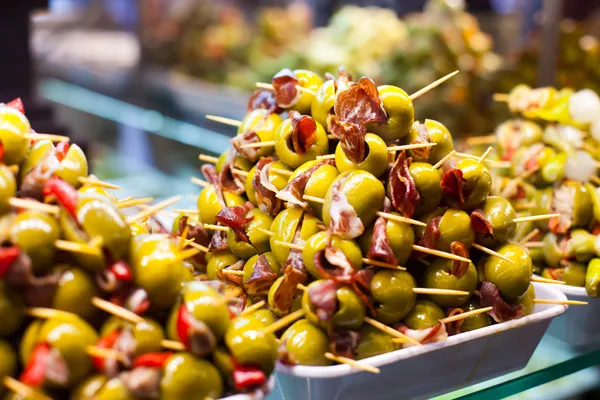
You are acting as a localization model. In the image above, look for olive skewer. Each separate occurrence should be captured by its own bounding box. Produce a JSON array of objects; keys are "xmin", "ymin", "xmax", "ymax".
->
[
  {"xmin": 115, "ymin": 196, "xmax": 154, "ymax": 208},
  {"xmin": 4, "ymin": 376, "xmax": 51, "ymax": 400},
  {"xmin": 8, "ymin": 197, "xmax": 60, "ymax": 215},
  {"xmin": 126, "ymin": 195, "xmax": 181, "ymax": 224},
  {"xmin": 78, "ymin": 176, "xmax": 123, "ymax": 190},
  {"xmin": 199, "ymin": 153, "xmax": 292, "ymax": 176}
]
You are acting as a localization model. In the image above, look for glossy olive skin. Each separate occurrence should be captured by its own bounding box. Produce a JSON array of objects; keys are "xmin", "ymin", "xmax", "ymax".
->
[
  {"xmin": 532, "ymin": 187, "xmax": 553, "ymax": 231},
  {"xmin": 92, "ymin": 377, "xmax": 133, "ymax": 400},
  {"xmin": 0, "ymin": 340, "xmax": 16, "ymax": 396},
  {"xmin": 359, "ymin": 215, "xmax": 414, "ymax": 266},
  {"xmin": 436, "ymin": 209, "xmax": 476, "ymax": 252},
  {"xmin": 21, "ymin": 315, "xmax": 98, "ymax": 387},
  {"xmin": 212, "ymin": 346, "xmax": 234, "ymax": 386},
  {"xmin": 197, "ymin": 184, "xmax": 246, "ymax": 225},
  {"xmin": 483, "ymin": 243, "xmax": 532, "ymax": 300},
  {"xmin": 280, "ymin": 319, "xmax": 331, "ymax": 366},
  {"xmin": 355, "ymin": 325, "xmax": 401, "ymax": 360},
  {"xmin": 0, "ymin": 280, "xmax": 24, "ymax": 337},
  {"xmin": 444, "ymin": 158, "xmax": 492, "ymax": 210},
  {"xmin": 288, "ymin": 160, "xmax": 339, "ymax": 219},
  {"xmin": 250, "ymin": 309, "xmax": 276, "ymax": 326},
  {"xmin": 367, "ymin": 85, "xmax": 414, "ymax": 142},
  {"xmin": 51, "ymin": 265, "xmax": 98, "ymax": 319},
  {"xmin": 216, "ymin": 149, "xmax": 252, "ymax": 175},
  {"xmin": 290, "ymin": 70, "xmax": 323, "ymax": 114},
  {"xmin": 303, "ymin": 281, "xmax": 366, "ymax": 330},
  {"xmin": 60, "ymin": 192, "xmax": 131, "ymax": 271},
  {"xmin": 0, "ymin": 166, "xmax": 16, "ymax": 215},
  {"xmin": 21, "ymin": 140, "xmax": 88, "ymax": 189},
  {"xmin": 303, "ymin": 232, "xmax": 363, "ymax": 279},
  {"xmin": 563, "ymin": 181, "xmax": 593, "ymax": 229},
  {"xmin": 274, "ymin": 117, "xmax": 328, "ymax": 169},
  {"xmin": 310, "ymin": 80, "xmax": 336, "ymax": 128},
  {"xmin": 10, "ymin": 211, "xmax": 60, "ymax": 274},
  {"xmin": 243, "ymin": 252, "xmax": 281, "ymax": 295},
  {"xmin": 225, "ymin": 315, "xmax": 278, "ymax": 374},
  {"xmin": 335, "ymin": 133, "xmax": 388, "ymax": 178},
  {"xmin": 519, "ymin": 283, "xmax": 536, "ymax": 315},
  {"xmin": 475, "ymin": 196, "xmax": 517, "ymax": 247},
  {"xmin": 542, "ymin": 232, "xmax": 563, "ymax": 268},
  {"xmin": 586, "ymin": 183, "xmax": 600, "ymax": 224},
  {"xmin": 228, "ymin": 208, "xmax": 273, "ymax": 259},
  {"xmin": 586, "ymin": 259, "xmax": 600, "ymax": 297},
  {"xmin": 206, "ymin": 251, "xmax": 240, "ymax": 280},
  {"xmin": 237, "ymin": 109, "xmax": 283, "ymax": 159},
  {"xmin": 0, "ymin": 105, "xmax": 30, "ymax": 165},
  {"xmin": 267, "ymin": 276, "xmax": 303, "ymax": 317},
  {"xmin": 564, "ymin": 229, "xmax": 596, "ymax": 262},
  {"xmin": 70, "ymin": 374, "xmax": 108, "ymax": 400},
  {"xmin": 404, "ymin": 299, "xmax": 445, "ymax": 330},
  {"xmin": 371, "ymin": 270, "xmax": 417, "ymax": 324},
  {"xmin": 543, "ymin": 262, "xmax": 586, "ymax": 287},
  {"xmin": 270, "ymin": 208, "xmax": 320, "ymax": 265},
  {"xmin": 422, "ymin": 259, "xmax": 477, "ymax": 307},
  {"xmin": 408, "ymin": 119, "xmax": 454, "ymax": 164},
  {"xmin": 323, "ymin": 171, "xmax": 385, "ymax": 239},
  {"xmin": 130, "ymin": 234, "xmax": 189, "ymax": 311},
  {"xmin": 408, "ymin": 162, "xmax": 442, "ymax": 216},
  {"xmin": 160, "ymin": 353, "xmax": 223, "ymax": 400},
  {"xmin": 458, "ymin": 298, "xmax": 492, "ymax": 332},
  {"xmin": 495, "ymin": 119, "xmax": 543, "ymax": 160},
  {"xmin": 245, "ymin": 160, "xmax": 291, "ymax": 205}
]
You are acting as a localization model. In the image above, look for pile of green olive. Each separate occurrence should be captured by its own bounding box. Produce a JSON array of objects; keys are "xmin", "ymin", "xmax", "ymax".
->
[{"xmin": 469, "ymin": 85, "xmax": 600, "ymax": 297}]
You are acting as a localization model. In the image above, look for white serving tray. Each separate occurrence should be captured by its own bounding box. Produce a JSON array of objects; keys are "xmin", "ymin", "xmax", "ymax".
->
[
  {"xmin": 543, "ymin": 283, "xmax": 600, "ymax": 348},
  {"xmin": 275, "ymin": 283, "xmax": 567, "ymax": 400}
]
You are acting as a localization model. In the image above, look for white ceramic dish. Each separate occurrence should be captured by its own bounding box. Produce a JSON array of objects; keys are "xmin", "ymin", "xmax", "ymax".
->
[
  {"xmin": 542, "ymin": 282, "xmax": 600, "ymax": 348},
  {"xmin": 275, "ymin": 283, "xmax": 567, "ymax": 400}
]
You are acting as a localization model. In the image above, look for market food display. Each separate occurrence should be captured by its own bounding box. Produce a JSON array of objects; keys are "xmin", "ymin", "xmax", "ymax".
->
[{"xmin": 468, "ymin": 85, "xmax": 600, "ymax": 297}]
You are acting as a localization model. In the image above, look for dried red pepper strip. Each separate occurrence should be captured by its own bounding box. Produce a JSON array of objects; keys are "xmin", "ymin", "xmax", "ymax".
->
[
  {"xmin": 6, "ymin": 98, "xmax": 24, "ymax": 114},
  {"xmin": 133, "ymin": 352, "xmax": 173, "ymax": 368},
  {"xmin": 20, "ymin": 343, "xmax": 51, "ymax": 386},
  {"xmin": 55, "ymin": 141, "xmax": 70, "ymax": 162},
  {"xmin": 109, "ymin": 260, "xmax": 133, "ymax": 282},
  {"xmin": 43, "ymin": 177, "xmax": 78, "ymax": 219},
  {"xmin": 0, "ymin": 246, "xmax": 21, "ymax": 277},
  {"xmin": 176, "ymin": 304, "xmax": 192, "ymax": 349},
  {"xmin": 92, "ymin": 329, "xmax": 122, "ymax": 371},
  {"xmin": 232, "ymin": 360, "xmax": 266, "ymax": 391}
]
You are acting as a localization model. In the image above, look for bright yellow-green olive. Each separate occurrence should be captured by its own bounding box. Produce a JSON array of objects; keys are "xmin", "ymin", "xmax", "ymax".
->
[
  {"xmin": 435, "ymin": 209, "xmax": 475, "ymax": 252},
  {"xmin": 270, "ymin": 208, "xmax": 320, "ymax": 265},
  {"xmin": 483, "ymin": 243, "xmax": 532, "ymax": 300},
  {"xmin": 335, "ymin": 133, "xmax": 388, "ymax": 177},
  {"xmin": 542, "ymin": 232, "xmax": 563, "ymax": 268},
  {"xmin": 475, "ymin": 196, "xmax": 517, "ymax": 247},
  {"xmin": 355, "ymin": 325, "xmax": 401, "ymax": 360},
  {"xmin": 323, "ymin": 171, "xmax": 385, "ymax": 239},
  {"xmin": 562, "ymin": 181, "xmax": 593, "ymax": 229},
  {"xmin": 367, "ymin": 85, "xmax": 414, "ymax": 142},
  {"xmin": 586, "ymin": 183, "xmax": 600, "ymax": 223},
  {"xmin": 564, "ymin": 229, "xmax": 596, "ymax": 262},
  {"xmin": 225, "ymin": 315, "xmax": 278, "ymax": 374},
  {"xmin": 274, "ymin": 118, "xmax": 328, "ymax": 169},
  {"xmin": 359, "ymin": 216, "xmax": 414, "ymax": 266},
  {"xmin": 245, "ymin": 161, "xmax": 291, "ymax": 205},
  {"xmin": 404, "ymin": 299, "xmax": 445, "ymax": 330},
  {"xmin": 207, "ymin": 251, "xmax": 240, "ymax": 280},
  {"xmin": 408, "ymin": 162, "xmax": 442, "ymax": 216},
  {"xmin": 371, "ymin": 270, "xmax": 417, "ymax": 324},
  {"xmin": 533, "ymin": 187, "xmax": 554, "ymax": 231},
  {"xmin": 9, "ymin": 211, "xmax": 60, "ymax": 274},
  {"xmin": 197, "ymin": 184, "xmax": 246, "ymax": 225},
  {"xmin": 302, "ymin": 281, "xmax": 366, "ymax": 330},
  {"xmin": 310, "ymin": 80, "xmax": 336, "ymax": 128},
  {"xmin": 0, "ymin": 105, "xmax": 30, "ymax": 165},
  {"xmin": 458, "ymin": 298, "xmax": 492, "ymax": 332},
  {"xmin": 288, "ymin": 160, "xmax": 339, "ymax": 219},
  {"xmin": 130, "ymin": 234, "xmax": 189, "ymax": 311},
  {"xmin": 215, "ymin": 149, "xmax": 252, "ymax": 175},
  {"xmin": 292, "ymin": 70, "xmax": 323, "ymax": 114},
  {"xmin": 250, "ymin": 309, "xmax": 276, "ymax": 326},
  {"xmin": 0, "ymin": 166, "xmax": 16, "ymax": 215},
  {"xmin": 408, "ymin": 119, "xmax": 454, "ymax": 164},
  {"xmin": 280, "ymin": 319, "xmax": 331, "ymax": 366},
  {"xmin": 243, "ymin": 253, "xmax": 281, "ymax": 295},
  {"xmin": 0, "ymin": 280, "xmax": 25, "ymax": 338},
  {"xmin": 267, "ymin": 276, "xmax": 303, "ymax": 317},
  {"xmin": 586, "ymin": 258, "xmax": 600, "ymax": 297},
  {"xmin": 444, "ymin": 158, "xmax": 492, "ymax": 210},
  {"xmin": 543, "ymin": 262, "xmax": 586, "ymax": 287},
  {"xmin": 541, "ymin": 152, "xmax": 566, "ymax": 183},
  {"xmin": 77, "ymin": 184, "xmax": 117, "ymax": 201},
  {"xmin": 70, "ymin": 374, "xmax": 108, "ymax": 400},
  {"xmin": 92, "ymin": 377, "xmax": 133, "ymax": 400},
  {"xmin": 160, "ymin": 353, "xmax": 223, "ymax": 400},
  {"xmin": 495, "ymin": 119, "xmax": 543, "ymax": 160},
  {"xmin": 237, "ymin": 109, "xmax": 283, "ymax": 159},
  {"xmin": 519, "ymin": 283, "xmax": 536, "ymax": 315},
  {"xmin": 228, "ymin": 208, "xmax": 273, "ymax": 259},
  {"xmin": 303, "ymin": 231, "xmax": 363, "ymax": 279},
  {"xmin": 422, "ymin": 259, "xmax": 477, "ymax": 308},
  {"xmin": 51, "ymin": 265, "xmax": 98, "ymax": 319}
]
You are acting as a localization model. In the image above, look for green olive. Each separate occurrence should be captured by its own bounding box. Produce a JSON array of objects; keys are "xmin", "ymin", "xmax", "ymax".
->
[
  {"xmin": 586, "ymin": 183, "xmax": 600, "ymax": 224},
  {"xmin": 225, "ymin": 315, "xmax": 278, "ymax": 374},
  {"xmin": 310, "ymin": 80, "xmax": 336, "ymax": 128},
  {"xmin": 228, "ymin": 208, "xmax": 273, "ymax": 259},
  {"xmin": 371, "ymin": 270, "xmax": 417, "ymax": 324},
  {"xmin": 519, "ymin": 283, "xmax": 536, "ymax": 315},
  {"xmin": 458, "ymin": 298, "xmax": 492, "ymax": 332},
  {"xmin": 483, "ymin": 243, "xmax": 532, "ymax": 299},
  {"xmin": 288, "ymin": 160, "xmax": 339, "ymax": 219},
  {"xmin": 560, "ymin": 262, "xmax": 586, "ymax": 287},
  {"xmin": 335, "ymin": 133, "xmax": 388, "ymax": 178},
  {"xmin": 533, "ymin": 187, "xmax": 554, "ymax": 231},
  {"xmin": 302, "ymin": 281, "xmax": 365, "ymax": 330},
  {"xmin": 215, "ymin": 149, "xmax": 252, "ymax": 175},
  {"xmin": 367, "ymin": 85, "xmax": 414, "ymax": 142},
  {"xmin": 212, "ymin": 346, "xmax": 234, "ymax": 386},
  {"xmin": 10, "ymin": 211, "xmax": 60, "ymax": 274},
  {"xmin": 404, "ymin": 299, "xmax": 445, "ymax": 330},
  {"xmin": 160, "ymin": 353, "xmax": 223, "ymax": 400},
  {"xmin": 267, "ymin": 276, "xmax": 303, "ymax": 317},
  {"xmin": 245, "ymin": 161, "xmax": 291, "ymax": 205},
  {"xmin": 0, "ymin": 280, "xmax": 24, "ymax": 337},
  {"xmin": 541, "ymin": 152, "xmax": 566, "ymax": 183},
  {"xmin": 495, "ymin": 120, "xmax": 543, "ymax": 160},
  {"xmin": 280, "ymin": 319, "xmax": 331, "ymax": 366},
  {"xmin": 355, "ymin": 325, "xmax": 401, "ymax": 360},
  {"xmin": 206, "ymin": 251, "xmax": 240, "ymax": 280},
  {"xmin": 180, "ymin": 281, "xmax": 230, "ymax": 341},
  {"xmin": 197, "ymin": 184, "xmax": 246, "ymax": 225},
  {"xmin": 292, "ymin": 70, "xmax": 323, "ymax": 114},
  {"xmin": 0, "ymin": 166, "xmax": 16, "ymax": 215},
  {"xmin": 270, "ymin": 208, "xmax": 319, "ymax": 265},
  {"xmin": 359, "ymin": 215, "xmax": 414, "ymax": 266},
  {"xmin": 243, "ymin": 252, "xmax": 281, "ymax": 295},
  {"xmin": 250, "ymin": 309, "xmax": 276, "ymax": 326},
  {"xmin": 408, "ymin": 162, "xmax": 442, "ymax": 216},
  {"xmin": 0, "ymin": 340, "xmax": 16, "ymax": 396},
  {"xmin": 274, "ymin": 117, "xmax": 328, "ymax": 169},
  {"xmin": 444, "ymin": 158, "xmax": 492, "ymax": 210},
  {"xmin": 542, "ymin": 232, "xmax": 563, "ymax": 268},
  {"xmin": 130, "ymin": 318, "xmax": 165, "ymax": 357},
  {"xmin": 70, "ymin": 374, "xmax": 108, "ymax": 400},
  {"xmin": 565, "ymin": 229, "xmax": 596, "ymax": 262},
  {"xmin": 130, "ymin": 234, "xmax": 189, "ymax": 311},
  {"xmin": 436, "ymin": 209, "xmax": 475, "ymax": 252},
  {"xmin": 237, "ymin": 109, "xmax": 283, "ymax": 159},
  {"xmin": 586, "ymin": 258, "xmax": 600, "ymax": 297},
  {"xmin": 303, "ymin": 231, "xmax": 363, "ymax": 279},
  {"xmin": 92, "ymin": 377, "xmax": 133, "ymax": 400},
  {"xmin": 422, "ymin": 259, "xmax": 477, "ymax": 307},
  {"xmin": 50, "ymin": 265, "xmax": 98, "ymax": 319},
  {"xmin": 0, "ymin": 106, "xmax": 30, "ymax": 165},
  {"xmin": 407, "ymin": 119, "xmax": 454, "ymax": 164},
  {"xmin": 323, "ymin": 171, "xmax": 385, "ymax": 239},
  {"xmin": 566, "ymin": 181, "xmax": 593, "ymax": 228},
  {"xmin": 475, "ymin": 196, "xmax": 517, "ymax": 247}
]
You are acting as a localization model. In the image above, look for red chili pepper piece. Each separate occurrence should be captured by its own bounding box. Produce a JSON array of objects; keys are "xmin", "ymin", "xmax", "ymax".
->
[
  {"xmin": 176, "ymin": 304, "xmax": 192, "ymax": 349},
  {"xmin": 55, "ymin": 141, "xmax": 70, "ymax": 162},
  {"xmin": 0, "ymin": 246, "xmax": 21, "ymax": 278},
  {"xmin": 133, "ymin": 352, "xmax": 173, "ymax": 368},
  {"xmin": 20, "ymin": 343, "xmax": 51, "ymax": 386},
  {"xmin": 0, "ymin": 141, "xmax": 5, "ymax": 164},
  {"xmin": 43, "ymin": 177, "xmax": 78, "ymax": 220},
  {"xmin": 232, "ymin": 360, "xmax": 266, "ymax": 391},
  {"xmin": 92, "ymin": 329, "xmax": 122, "ymax": 372},
  {"xmin": 109, "ymin": 261, "xmax": 133, "ymax": 282},
  {"xmin": 6, "ymin": 98, "xmax": 24, "ymax": 114}
]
